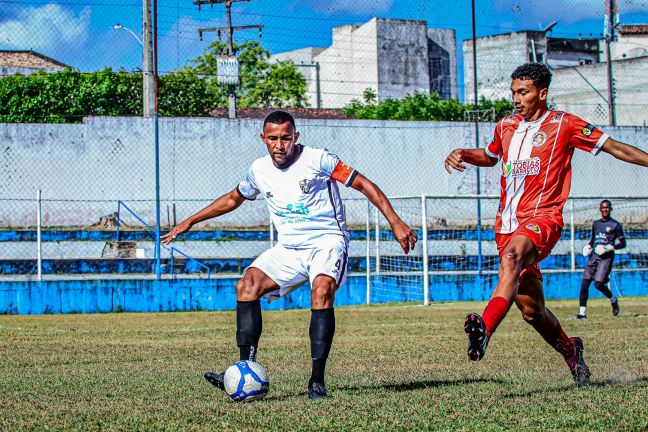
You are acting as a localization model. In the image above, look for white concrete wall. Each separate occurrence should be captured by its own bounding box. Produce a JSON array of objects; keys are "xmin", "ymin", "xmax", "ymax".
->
[
  {"xmin": 271, "ymin": 18, "xmax": 457, "ymax": 109},
  {"xmin": 376, "ymin": 19, "xmax": 429, "ymax": 100},
  {"xmin": 2, "ymin": 117, "xmax": 648, "ymax": 228},
  {"xmin": 464, "ymin": 32, "xmax": 530, "ymax": 102},
  {"xmin": 271, "ymin": 47, "xmax": 325, "ymax": 108},
  {"xmin": 551, "ymin": 56, "xmax": 648, "ymax": 126}
]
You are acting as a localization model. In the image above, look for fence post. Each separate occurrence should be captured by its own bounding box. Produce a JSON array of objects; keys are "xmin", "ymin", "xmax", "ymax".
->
[
  {"xmin": 374, "ymin": 209, "xmax": 380, "ymax": 275},
  {"xmin": 366, "ymin": 199, "xmax": 371, "ymax": 305},
  {"xmin": 36, "ymin": 189, "xmax": 42, "ymax": 281},
  {"xmin": 154, "ymin": 113, "xmax": 161, "ymax": 280},
  {"xmin": 422, "ymin": 195, "xmax": 429, "ymax": 306},
  {"xmin": 116, "ymin": 200, "xmax": 121, "ymax": 242},
  {"xmin": 570, "ymin": 199, "xmax": 576, "ymax": 271},
  {"xmin": 269, "ymin": 214, "xmax": 275, "ymax": 248}
]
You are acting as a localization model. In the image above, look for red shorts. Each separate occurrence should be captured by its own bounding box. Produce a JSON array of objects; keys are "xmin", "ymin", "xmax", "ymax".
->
[{"xmin": 495, "ymin": 217, "xmax": 562, "ymax": 282}]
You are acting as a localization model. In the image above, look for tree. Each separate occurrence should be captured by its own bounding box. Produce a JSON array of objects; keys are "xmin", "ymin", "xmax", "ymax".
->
[
  {"xmin": 343, "ymin": 89, "xmax": 514, "ymax": 122},
  {"xmin": 190, "ymin": 40, "xmax": 308, "ymax": 108}
]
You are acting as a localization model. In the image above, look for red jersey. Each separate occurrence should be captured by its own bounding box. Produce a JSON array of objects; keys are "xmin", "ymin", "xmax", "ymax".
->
[{"xmin": 486, "ymin": 110, "xmax": 609, "ymax": 234}]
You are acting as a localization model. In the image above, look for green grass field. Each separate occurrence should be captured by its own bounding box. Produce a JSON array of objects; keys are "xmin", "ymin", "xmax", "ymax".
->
[{"xmin": 1, "ymin": 297, "xmax": 647, "ymax": 431}]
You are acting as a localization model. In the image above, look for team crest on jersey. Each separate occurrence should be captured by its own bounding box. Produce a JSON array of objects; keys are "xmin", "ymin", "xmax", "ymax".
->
[
  {"xmin": 299, "ymin": 178, "xmax": 313, "ymax": 193},
  {"xmin": 582, "ymin": 124, "xmax": 595, "ymax": 137},
  {"xmin": 532, "ymin": 131, "xmax": 547, "ymax": 147},
  {"xmin": 502, "ymin": 157, "xmax": 541, "ymax": 177},
  {"xmin": 606, "ymin": 226, "xmax": 611, "ymax": 232},
  {"xmin": 526, "ymin": 224, "xmax": 542, "ymax": 234}
]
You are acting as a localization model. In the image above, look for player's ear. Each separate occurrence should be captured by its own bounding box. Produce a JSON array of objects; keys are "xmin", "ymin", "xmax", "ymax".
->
[
  {"xmin": 293, "ymin": 131, "xmax": 300, "ymax": 141},
  {"xmin": 539, "ymin": 86, "xmax": 548, "ymax": 101},
  {"xmin": 259, "ymin": 132, "xmax": 265, "ymax": 141}
]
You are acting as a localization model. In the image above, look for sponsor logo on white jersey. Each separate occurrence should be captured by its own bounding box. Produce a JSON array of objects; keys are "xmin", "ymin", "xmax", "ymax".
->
[{"xmin": 502, "ymin": 157, "xmax": 541, "ymax": 177}]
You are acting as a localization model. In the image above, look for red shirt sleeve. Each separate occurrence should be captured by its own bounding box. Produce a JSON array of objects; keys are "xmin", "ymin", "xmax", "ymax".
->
[
  {"xmin": 485, "ymin": 120, "xmax": 503, "ymax": 159},
  {"xmin": 567, "ymin": 114, "xmax": 609, "ymax": 155},
  {"xmin": 330, "ymin": 160, "xmax": 358, "ymax": 187}
]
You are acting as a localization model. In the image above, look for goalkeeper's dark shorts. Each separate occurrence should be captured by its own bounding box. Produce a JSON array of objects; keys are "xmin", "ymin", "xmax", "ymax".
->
[
  {"xmin": 583, "ymin": 254, "xmax": 614, "ymax": 283},
  {"xmin": 495, "ymin": 217, "xmax": 562, "ymax": 283}
]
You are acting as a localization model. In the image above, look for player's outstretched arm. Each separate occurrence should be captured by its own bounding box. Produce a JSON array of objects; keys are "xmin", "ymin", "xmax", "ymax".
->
[
  {"xmin": 601, "ymin": 138, "xmax": 648, "ymax": 167},
  {"xmin": 161, "ymin": 187, "xmax": 246, "ymax": 245},
  {"xmin": 444, "ymin": 148, "xmax": 498, "ymax": 173},
  {"xmin": 350, "ymin": 173, "xmax": 418, "ymax": 254}
]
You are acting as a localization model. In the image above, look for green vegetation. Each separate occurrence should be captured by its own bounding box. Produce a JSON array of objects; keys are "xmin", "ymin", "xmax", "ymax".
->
[
  {"xmin": 343, "ymin": 88, "xmax": 514, "ymax": 121},
  {"xmin": 0, "ymin": 41, "xmax": 307, "ymax": 123},
  {"xmin": 1, "ymin": 298, "xmax": 646, "ymax": 430}
]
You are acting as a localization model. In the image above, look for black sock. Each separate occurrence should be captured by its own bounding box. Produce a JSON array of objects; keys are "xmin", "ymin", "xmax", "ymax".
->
[
  {"xmin": 309, "ymin": 308, "xmax": 335, "ymax": 386},
  {"xmin": 579, "ymin": 279, "xmax": 592, "ymax": 307},
  {"xmin": 236, "ymin": 300, "xmax": 262, "ymax": 361},
  {"xmin": 594, "ymin": 281, "xmax": 613, "ymax": 299}
]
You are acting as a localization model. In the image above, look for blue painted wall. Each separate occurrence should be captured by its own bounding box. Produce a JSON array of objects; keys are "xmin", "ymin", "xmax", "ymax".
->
[{"xmin": 2, "ymin": 271, "xmax": 646, "ymax": 315}]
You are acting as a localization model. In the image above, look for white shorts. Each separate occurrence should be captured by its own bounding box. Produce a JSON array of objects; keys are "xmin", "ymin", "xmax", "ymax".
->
[{"xmin": 246, "ymin": 236, "xmax": 349, "ymax": 303}]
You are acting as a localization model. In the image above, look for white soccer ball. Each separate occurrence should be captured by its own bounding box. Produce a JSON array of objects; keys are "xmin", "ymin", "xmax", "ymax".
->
[{"xmin": 223, "ymin": 360, "xmax": 270, "ymax": 402}]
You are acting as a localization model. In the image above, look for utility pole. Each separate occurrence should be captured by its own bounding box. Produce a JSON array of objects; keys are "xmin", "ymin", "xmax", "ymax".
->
[
  {"xmin": 605, "ymin": 0, "xmax": 618, "ymax": 126},
  {"xmin": 142, "ymin": 0, "xmax": 155, "ymax": 117},
  {"xmin": 194, "ymin": 0, "xmax": 263, "ymax": 119}
]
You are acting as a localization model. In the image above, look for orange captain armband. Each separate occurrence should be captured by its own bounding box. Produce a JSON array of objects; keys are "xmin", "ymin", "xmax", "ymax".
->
[{"xmin": 331, "ymin": 160, "xmax": 358, "ymax": 187}]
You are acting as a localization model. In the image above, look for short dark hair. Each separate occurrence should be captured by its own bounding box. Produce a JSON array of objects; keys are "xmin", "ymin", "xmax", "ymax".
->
[
  {"xmin": 511, "ymin": 63, "xmax": 552, "ymax": 89},
  {"xmin": 263, "ymin": 110, "xmax": 295, "ymax": 129},
  {"xmin": 600, "ymin": 199, "xmax": 612, "ymax": 208}
]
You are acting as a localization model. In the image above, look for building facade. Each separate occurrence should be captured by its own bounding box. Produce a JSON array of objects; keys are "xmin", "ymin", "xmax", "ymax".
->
[
  {"xmin": 0, "ymin": 50, "xmax": 67, "ymax": 76},
  {"xmin": 271, "ymin": 18, "xmax": 457, "ymax": 109},
  {"xmin": 463, "ymin": 27, "xmax": 648, "ymax": 126}
]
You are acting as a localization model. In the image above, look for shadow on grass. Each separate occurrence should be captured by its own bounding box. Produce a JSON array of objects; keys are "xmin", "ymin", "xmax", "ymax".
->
[
  {"xmin": 337, "ymin": 377, "xmax": 505, "ymax": 393},
  {"xmin": 265, "ymin": 377, "xmax": 504, "ymax": 401},
  {"xmin": 502, "ymin": 377, "xmax": 648, "ymax": 399}
]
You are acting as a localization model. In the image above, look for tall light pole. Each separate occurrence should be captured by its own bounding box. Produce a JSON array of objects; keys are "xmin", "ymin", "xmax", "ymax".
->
[
  {"xmin": 111, "ymin": 24, "xmax": 143, "ymax": 46},
  {"xmin": 111, "ymin": 22, "xmax": 152, "ymax": 117},
  {"xmin": 142, "ymin": 0, "xmax": 155, "ymax": 117}
]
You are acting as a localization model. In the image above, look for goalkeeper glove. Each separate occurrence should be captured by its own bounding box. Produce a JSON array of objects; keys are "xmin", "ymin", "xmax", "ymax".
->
[
  {"xmin": 582, "ymin": 244, "xmax": 592, "ymax": 257},
  {"xmin": 595, "ymin": 244, "xmax": 615, "ymax": 255}
]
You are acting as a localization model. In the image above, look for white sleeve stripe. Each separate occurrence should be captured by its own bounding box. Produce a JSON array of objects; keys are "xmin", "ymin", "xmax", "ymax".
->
[
  {"xmin": 484, "ymin": 148, "xmax": 501, "ymax": 160},
  {"xmin": 592, "ymin": 133, "xmax": 609, "ymax": 155},
  {"xmin": 344, "ymin": 170, "xmax": 358, "ymax": 187}
]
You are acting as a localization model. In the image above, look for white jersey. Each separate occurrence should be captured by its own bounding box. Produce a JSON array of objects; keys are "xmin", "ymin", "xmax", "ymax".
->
[{"xmin": 237, "ymin": 145, "xmax": 358, "ymax": 248}]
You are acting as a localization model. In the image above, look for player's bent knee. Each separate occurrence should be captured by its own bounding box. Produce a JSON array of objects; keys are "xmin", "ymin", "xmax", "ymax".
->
[
  {"xmin": 311, "ymin": 277, "xmax": 336, "ymax": 308},
  {"xmin": 501, "ymin": 251, "xmax": 521, "ymax": 271},
  {"xmin": 236, "ymin": 275, "xmax": 262, "ymax": 300}
]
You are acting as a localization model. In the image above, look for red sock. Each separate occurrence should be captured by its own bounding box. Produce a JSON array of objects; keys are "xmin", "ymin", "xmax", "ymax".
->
[{"xmin": 482, "ymin": 296, "xmax": 512, "ymax": 337}]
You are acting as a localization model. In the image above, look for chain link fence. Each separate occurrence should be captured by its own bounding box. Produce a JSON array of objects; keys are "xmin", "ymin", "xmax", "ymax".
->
[{"xmin": 1, "ymin": 1, "xmax": 648, "ymax": 300}]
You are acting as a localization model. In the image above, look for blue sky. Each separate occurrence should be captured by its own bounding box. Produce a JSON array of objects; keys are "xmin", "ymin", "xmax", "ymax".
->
[{"xmin": 1, "ymin": 0, "xmax": 646, "ymax": 97}]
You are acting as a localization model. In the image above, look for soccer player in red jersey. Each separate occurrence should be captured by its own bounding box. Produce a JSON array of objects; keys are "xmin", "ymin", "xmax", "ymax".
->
[{"xmin": 444, "ymin": 63, "xmax": 648, "ymax": 386}]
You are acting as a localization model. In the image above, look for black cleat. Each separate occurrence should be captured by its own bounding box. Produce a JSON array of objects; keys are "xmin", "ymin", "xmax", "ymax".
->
[
  {"xmin": 307, "ymin": 381, "xmax": 330, "ymax": 400},
  {"xmin": 464, "ymin": 312, "xmax": 489, "ymax": 361},
  {"xmin": 204, "ymin": 371, "xmax": 225, "ymax": 391},
  {"xmin": 611, "ymin": 299, "xmax": 620, "ymax": 317},
  {"xmin": 576, "ymin": 314, "xmax": 587, "ymax": 320},
  {"xmin": 565, "ymin": 337, "xmax": 591, "ymax": 387}
]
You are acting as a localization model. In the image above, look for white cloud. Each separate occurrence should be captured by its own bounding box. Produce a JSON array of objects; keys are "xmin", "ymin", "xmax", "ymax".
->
[
  {"xmin": 0, "ymin": 5, "xmax": 91, "ymax": 53},
  {"xmin": 304, "ymin": 0, "xmax": 394, "ymax": 15}
]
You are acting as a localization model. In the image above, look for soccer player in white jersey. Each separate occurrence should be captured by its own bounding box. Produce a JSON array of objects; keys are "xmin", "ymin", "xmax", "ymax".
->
[
  {"xmin": 162, "ymin": 110, "xmax": 418, "ymax": 399},
  {"xmin": 444, "ymin": 63, "xmax": 648, "ymax": 386}
]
